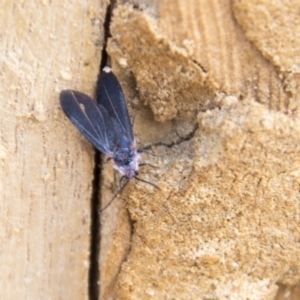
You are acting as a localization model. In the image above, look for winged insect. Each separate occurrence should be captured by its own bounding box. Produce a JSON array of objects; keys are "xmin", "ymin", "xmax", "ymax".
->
[{"xmin": 60, "ymin": 67, "xmax": 158, "ymax": 210}]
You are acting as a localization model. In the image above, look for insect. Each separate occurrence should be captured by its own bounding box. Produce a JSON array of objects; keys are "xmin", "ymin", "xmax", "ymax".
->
[{"xmin": 60, "ymin": 66, "xmax": 158, "ymax": 210}]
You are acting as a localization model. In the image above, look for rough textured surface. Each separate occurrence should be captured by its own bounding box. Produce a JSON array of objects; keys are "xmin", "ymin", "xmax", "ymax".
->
[
  {"xmin": 0, "ymin": 0, "xmax": 106, "ymax": 299},
  {"xmin": 108, "ymin": 7, "xmax": 215, "ymax": 122},
  {"xmin": 114, "ymin": 100, "xmax": 300, "ymax": 300},
  {"xmin": 109, "ymin": 2, "xmax": 294, "ymax": 116},
  {"xmin": 233, "ymin": 0, "xmax": 300, "ymax": 101},
  {"xmin": 100, "ymin": 1, "xmax": 300, "ymax": 300}
]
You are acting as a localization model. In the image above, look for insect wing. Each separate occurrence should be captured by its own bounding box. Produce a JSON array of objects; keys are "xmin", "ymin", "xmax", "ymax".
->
[
  {"xmin": 96, "ymin": 68, "xmax": 134, "ymax": 143},
  {"xmin": 60, "ymin": 90, "xmax": 117, "ymax": 154}
]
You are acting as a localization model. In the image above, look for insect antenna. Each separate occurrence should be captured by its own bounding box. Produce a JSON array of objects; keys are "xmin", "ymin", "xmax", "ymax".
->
[
  {"xmin": 119, "ymin": 175, "xmax": 127, "ymax": 186},
  {"xmin": 139, "ymin": 163, "xmax": 159, "ymax": 169},
  {"xmin": 138, "ymin": 149, "xmax": 160, "ymax": 157},
  {"xmin": 100, "ymin": 179, "xmax": 130, "ymax": 212},
  {"xmin": 101, "ymin": 175, "xmax": 160, "ymax": 212},
  {"xmin": 134, "ymin": 176, "xmax": 161, "ymax": 190}
]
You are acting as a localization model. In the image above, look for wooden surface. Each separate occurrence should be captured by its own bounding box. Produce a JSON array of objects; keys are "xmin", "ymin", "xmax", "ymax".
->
[
  {"xmin": 1, "ymin": 0, "xmax": 300, "ymax": 299},
  {"xmin": 0, "ymin": 0, "xmax": 106, "ymax": 299},
  {"xmin": 100, "ymin": 1, "xmax": 300, "ymax": 299}
]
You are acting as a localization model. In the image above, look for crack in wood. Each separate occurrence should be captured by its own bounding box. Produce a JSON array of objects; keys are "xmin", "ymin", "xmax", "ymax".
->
[{"xmin": 89, "ymin": 1, "xmax": 116, "ymax": 299}]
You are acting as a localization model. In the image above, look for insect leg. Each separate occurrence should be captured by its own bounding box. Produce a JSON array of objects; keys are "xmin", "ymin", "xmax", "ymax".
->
[
  {"xmin": 119, "ymin": 175, "xmax": 127, "ymax": 187},
  {"xmin": 134, "ymin": 176, "xmax": 160, "ymax": 190},
  {"xmin": 139, "ymin": 163, "xmax": 159, "ymax": 168},
  {"xmin": 138, "ymin": 149, "xmax": 158, "ymax": 156},
  {"xmin": 100, "ymin": 179, "xmax": 129, "ymax": 212}
]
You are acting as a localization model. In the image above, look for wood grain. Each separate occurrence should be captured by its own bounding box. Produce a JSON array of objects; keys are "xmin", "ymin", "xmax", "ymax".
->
[
  {"xmin": 100, "ymin": 1, "xmax": 300, "ymax": 299},
  {"xmin": 0, "ymin": 0, "xmax": 106, "ymax": 299}
]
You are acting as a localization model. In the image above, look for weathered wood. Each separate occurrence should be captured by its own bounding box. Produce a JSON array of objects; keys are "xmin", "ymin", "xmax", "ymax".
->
[
  {"xmin": 0, "ymin": 0, "xmax": 106, "ymax": 299},
  {"xmin": 100, "ymin": 1, "xmax": 300, "ymax": 299}
]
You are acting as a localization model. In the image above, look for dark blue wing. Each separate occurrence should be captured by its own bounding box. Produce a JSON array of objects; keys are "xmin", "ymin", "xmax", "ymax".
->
[
  {"xmin": 96, "ymin": 67, "xmax": 134, "ymax": 143},
  {"xmin": 60, "ymin": 90, "xmax": 118, "ymax": 154}
]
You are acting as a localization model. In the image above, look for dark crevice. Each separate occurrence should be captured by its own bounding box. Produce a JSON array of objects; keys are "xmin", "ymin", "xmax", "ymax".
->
[
  {"xmin": 126, "ymin": 211, "xmax": 136, "ymax": 261},
  {"xmin": 141, "ymin": 123, "xmax": 199, "ymax": 150},
  {"xmin": 158, "ymin": 123, "xmax": 198, "ymax": 148},
  {"xmin": 174, "ymin": 123, "xmax": 199, "ymax": 142},
  {"xmin": 88, "ymin": 1, "xmax": 115, "ymax": 299},
  {"xmin": 100, "ymin": 0, "xmax": 115, "ymax": 71},
  {"xmin": 192, "ymin": 59, "xmax": 207, "ymax": 74},
  {"xmin": 89, "ymin": 151, "xmax": 101, "ymax": 300}
]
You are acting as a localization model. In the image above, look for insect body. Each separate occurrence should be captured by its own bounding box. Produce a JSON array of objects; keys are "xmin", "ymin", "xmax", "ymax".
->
[{"xmin": 60, "ymin": 67, "xmax": 157, "ymax": 209}]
